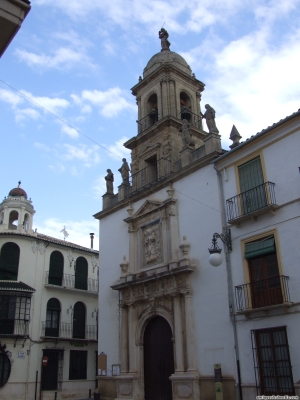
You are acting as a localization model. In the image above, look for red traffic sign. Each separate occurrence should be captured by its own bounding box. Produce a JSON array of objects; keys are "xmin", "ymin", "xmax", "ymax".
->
[{"xmin": 42, "ymin": 356, "xmax": 49, "ymax": 367}]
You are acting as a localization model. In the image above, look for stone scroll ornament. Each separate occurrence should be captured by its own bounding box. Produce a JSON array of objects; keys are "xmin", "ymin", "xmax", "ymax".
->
[
  {"xmin": 159, "ymin": 28, "xmax": 171, "ymax": 50},
  {"xmin": 201, "ymin": 104, "xmax": 219, "ymax": 134},
  {"xmin": 105, "ymin": 169, "xmax": 114, "ymax": 195}
]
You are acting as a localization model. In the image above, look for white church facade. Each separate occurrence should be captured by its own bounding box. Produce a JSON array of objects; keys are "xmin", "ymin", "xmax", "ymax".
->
[
  {"xmin": 94, "ymin": 30, "xmax": 300, "ymax": 400},
  {"xmin": 0, "ymin": 183, "xmax": 99, "ymax": 400}
]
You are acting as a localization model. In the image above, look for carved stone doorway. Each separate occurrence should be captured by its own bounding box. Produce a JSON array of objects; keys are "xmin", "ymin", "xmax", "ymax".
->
[{"xmin": 144, "ymin": 316, "xmax": 174, "ymax": 400}]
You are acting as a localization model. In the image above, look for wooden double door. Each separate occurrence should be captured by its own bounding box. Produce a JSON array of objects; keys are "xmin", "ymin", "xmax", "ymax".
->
[{"xmin": 144, "ymin": 316, "xmax": 174, "ymax": 400}]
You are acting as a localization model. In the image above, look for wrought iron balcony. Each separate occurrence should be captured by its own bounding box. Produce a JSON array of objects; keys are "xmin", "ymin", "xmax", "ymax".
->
[
  {"xmin": 226, "ymin": 182, "xmax": 277, "ymax": 224},
  {"xmin": 235, "ymin": 275, "xmax": 290, "ymax": 312},
  {"xmin": 41, "ymin": 321, "xmax": 97, "ymax": 340},
  {"xmin": 128, "ymin": 158, "xmax": 172, "ymax": 195},
  {"xmin": 179, "ymin": 108, "xmax": 202, "ymax": 130},
  {"xmin": 45, "ymin": 271, "xmax": 98, "ymax": 293},
  {"xmin": 0, "ymin": 319, "xmax": 30, "ymax": 337},
  {"xmin": 136, "ymin": 109, "xmax": 203, "ymax": 135},
  {"xmin": 137, "ymin": 110, "xmax": 159, "ymax": 134}
]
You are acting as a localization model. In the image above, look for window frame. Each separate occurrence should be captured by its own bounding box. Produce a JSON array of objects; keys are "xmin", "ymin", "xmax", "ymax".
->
[
  {"xmin": 251, "ymin": 326, "xmax": 295, "ymax": 396},
  {"xmin": 69, "ymin": 350, "xmax": 87, "ymax": 380}
]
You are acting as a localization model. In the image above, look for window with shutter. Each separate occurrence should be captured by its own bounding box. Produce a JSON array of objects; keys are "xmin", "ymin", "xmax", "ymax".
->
[
  {"xmin": 238, "ymin": 157, "xmax": 267, "ymax": 214},
  {"xmin": 72, "ymin": 302, "xmax": 85, "ymax": 339},
  {"xmin": 75, "ymin": 257, "xmax": 88, "ymax": 290},
  {"xmin": 0, "ymin": 242, "xmax": 20, "ymax": 281},
  {"xmin": 48, "ymin": 251, "xmax": 64, "ymax": 286}
]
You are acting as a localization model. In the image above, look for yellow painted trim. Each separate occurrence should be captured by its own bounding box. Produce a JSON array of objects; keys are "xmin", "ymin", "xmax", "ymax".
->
[{"xmin": 234, "ymin": 151, "xmax": 267, "ymax": 195}]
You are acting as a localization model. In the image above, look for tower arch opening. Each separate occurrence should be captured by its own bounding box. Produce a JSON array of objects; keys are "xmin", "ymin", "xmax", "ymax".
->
[
  {"xmin": 180, "ymin": 91, "xmax": 192, "ymax": 121},
  {"xmin": 147, "ymin": 93, "xmax": 158, "ymax": 126},
  {"xmin": 9, "ymin": 210, "xmax": 19, "ymax": 229}
]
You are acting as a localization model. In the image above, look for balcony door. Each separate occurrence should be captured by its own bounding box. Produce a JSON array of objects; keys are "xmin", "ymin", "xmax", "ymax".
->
[
  {"xmin": 45, "ymin": 298, "xmax": 60, "ymax": 337},
  {"xmin": 73, "ymin": 302, "xmax": 85, "ymax": 339},
  {"xmin": 239, "ymin": 157, "xmax": 267, "ymax": 214},
  {"xmin": 246, "ymin": 237, "xmax": 282, "ymax": 308}
]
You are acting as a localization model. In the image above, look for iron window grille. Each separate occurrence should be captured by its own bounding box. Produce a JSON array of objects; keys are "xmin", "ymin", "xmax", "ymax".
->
[
  {"xmin": 69, "ymin": 350, "xmax": 87, "ymax": 380},
  {"xmin": 0, "ymin": 292, "xmax": 32, "ymax": 336},
  {"xmin": 251, "ymin": 326, "xmax": 295, "ymax": 396}
]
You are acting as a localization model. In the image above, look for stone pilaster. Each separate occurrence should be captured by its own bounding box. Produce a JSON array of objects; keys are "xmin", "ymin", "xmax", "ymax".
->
[
  {"xmin": 128, "ymin": 304, "xmax": 137, "ymax": 373},
  {"xmin": 161, "ymin": 80, "xmax": 168, "ymax": 117},
  {"xmin": 169, "ymin": 80, "xmax": 176, "ymax": 117},
  {"xmin": 173, "ymin": 295, "xmax": 184, "ymax": 372},
  {"xmin": 184, "ymin": 293, "xmax": 197, "ymax": 372},
  {"xmin": 120, "ymin": 305, "xmax": 129, "ymax": 373}
]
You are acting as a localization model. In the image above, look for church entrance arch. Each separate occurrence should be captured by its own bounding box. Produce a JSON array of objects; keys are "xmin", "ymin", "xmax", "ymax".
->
[{"xmin": 143, "ymin": 316, "xmax": 174, "ymax": 400}]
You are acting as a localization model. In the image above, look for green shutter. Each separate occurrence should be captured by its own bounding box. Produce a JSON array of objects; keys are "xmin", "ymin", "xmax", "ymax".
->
[
  {"xmin": 75, "ymin": 257, "xmax": 88, "ymax": 290},
  {"xmin": 245, "ymin": 236, "xmax": 275, "ymax": 259},
  {"xmin": 49, "ymin": 251, "xmax": 64, "ymax": 286},
  {"xmin": 73, "ymin": 302, "xmax": 85, "ymax": 339},
  {"xmin": 238, "ymin": 157, "xmax": 267, "ymax": 214},
  {"xmin": 239, "ymin": 157, "xmax": 264, "ymax": 192}
]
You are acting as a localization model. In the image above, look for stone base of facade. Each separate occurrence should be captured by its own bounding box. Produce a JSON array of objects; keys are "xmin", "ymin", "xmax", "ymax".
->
[
  {"xmin": 97, "ymin": 374, "xmax": 237, "ymax": 400},
  {"xmin": 170, "ymin": 372, "xmax": 200, "ymax": 400}
]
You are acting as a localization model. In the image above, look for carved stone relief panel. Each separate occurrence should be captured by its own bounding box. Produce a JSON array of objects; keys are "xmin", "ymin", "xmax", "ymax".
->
[{"xmin": 143, "ymin": 222, "xmax": 162, "ymax": 266}]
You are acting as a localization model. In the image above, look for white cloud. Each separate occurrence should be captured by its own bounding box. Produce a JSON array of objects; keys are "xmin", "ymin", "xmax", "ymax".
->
[
  {"xmin": 0, "ymin": 89, "xmax": 23, "ymax": 107},
  {"xmin": 107, "ymin": 136, "xmax": 131, "ymax": 160},
  {"xmin": 15, "ymin": 108, "xmax": 40, "ymax": 123},
  {"xmin": 15, "ymin": 47, "xmax": 95, "ymax": 70},
  {"xmin": 35, "ymin": 217, "xmax": 99, "ymax": 250},
  {"xmin": 61, "ymin": 125, "xmax": 79, "ymax": 138},
  {"xmin": 20, "ymin": 90, "xmax": 70, "ymax": 114},
  {"xmin": 62, "ymin": 143, "xmax": 101, "ymax": 166},
  {"xmin": 81, "ymin": 87, "xmax": 136, "ymax": 117}
]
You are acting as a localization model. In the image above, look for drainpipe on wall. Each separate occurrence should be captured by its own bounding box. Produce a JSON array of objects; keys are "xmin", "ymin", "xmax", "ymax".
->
[{"xmin": 214, "ymin": 165, "xmax": 243, "ymax": 400}]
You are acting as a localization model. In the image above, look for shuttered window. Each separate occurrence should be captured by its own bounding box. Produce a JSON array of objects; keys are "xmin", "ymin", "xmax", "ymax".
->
[
  {"xmin": 245, "ymin": 236, "xmax": 275, "ymax": 259},
  {"xmin": 238, "ymin": 157, "xmax": 267, "ymax": 213},
  {"xmin": 0, "ymin": 242, "xmax": 20, "ymax": 281},
  {"xmin": 69, "ymin": 351, "xmax": 87, "ymax": 380},
  {"xmin": 75, "ymin": 257, "xmax": 88, "ymax": 290},
  {"xmin": 72, "ymin": 302, "xmax": 85, "ymax": 339},
  {"xmin": 48, "ymin": 251, "xmax": 64, "ymax": 286}
]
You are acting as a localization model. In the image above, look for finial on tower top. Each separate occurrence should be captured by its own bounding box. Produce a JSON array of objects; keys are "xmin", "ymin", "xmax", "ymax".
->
[
  {"xmin": 18, "ymin": 181, "xmax": 21, "ymax": 187},
  {"xmin": 159, "ymin": 28, "xmax": 171, "ymax": 51}
]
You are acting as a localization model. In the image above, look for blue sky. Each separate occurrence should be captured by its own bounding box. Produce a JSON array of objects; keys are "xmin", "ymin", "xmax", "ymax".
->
[{"xmin": 1, "ymin": 0, "xmax": 300, "ymax": 250}]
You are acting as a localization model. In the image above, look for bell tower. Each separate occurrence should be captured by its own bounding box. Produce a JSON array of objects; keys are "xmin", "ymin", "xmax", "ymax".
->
[
  {"xmin": 125, "ymin": 29, "xmax": 206, "ymax": 180},
  {"xmin": 0, "ymin": 182, "xmax": 35, "ymax": 234}
]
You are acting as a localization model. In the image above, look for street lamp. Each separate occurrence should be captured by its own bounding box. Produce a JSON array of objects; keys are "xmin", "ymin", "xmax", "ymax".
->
[{"xmin": 208, "ymin": 229, "xmax": 232, "ymax": 267}]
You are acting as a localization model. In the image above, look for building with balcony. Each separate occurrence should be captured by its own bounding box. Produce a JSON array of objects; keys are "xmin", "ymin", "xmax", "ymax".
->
[
  {"xmin": 0, "ymin": 0, "xmax": 31, "ymax": 58},
  {"xmin": 93, "ymin": 30, "xmax": 300, "ymax": 400},
  {"xmin": 0, "ymin": 183, "xmax": 99, "ymax": 400},
  {"xmin": 213, "ymin": 111, "xmax": 300, "ymax": 399}
]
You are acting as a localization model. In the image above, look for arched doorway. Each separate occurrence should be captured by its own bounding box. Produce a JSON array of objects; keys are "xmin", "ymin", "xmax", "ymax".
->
[{"xmin": 144, "ymin": 316, "xmax": 174, "ymax": 400}]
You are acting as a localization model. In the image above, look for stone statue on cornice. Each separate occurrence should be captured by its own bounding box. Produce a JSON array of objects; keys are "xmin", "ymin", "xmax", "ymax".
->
[
  {"xmin": 201, "ymin": 104, "xmax": 219, "ymax": 134},
  {"xmin": 159, "ymin": 28, "xmax": 171, "ymax": 50}
]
